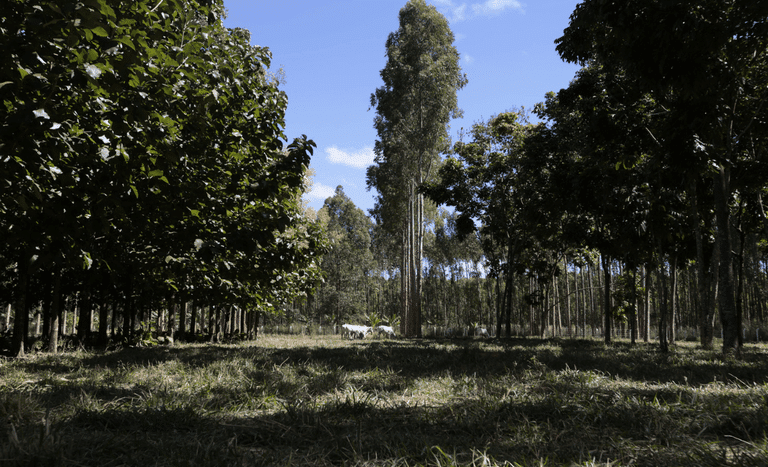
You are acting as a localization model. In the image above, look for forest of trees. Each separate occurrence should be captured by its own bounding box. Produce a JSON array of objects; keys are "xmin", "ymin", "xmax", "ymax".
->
[{"xmin": 2, "ymin": 0, "xmax": 767, "ymax": 357}]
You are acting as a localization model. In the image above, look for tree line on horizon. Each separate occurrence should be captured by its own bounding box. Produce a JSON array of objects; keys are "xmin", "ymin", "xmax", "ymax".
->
[{"xmin": 2, "ymin": 0, "xmax": 767, "ymax": 357}]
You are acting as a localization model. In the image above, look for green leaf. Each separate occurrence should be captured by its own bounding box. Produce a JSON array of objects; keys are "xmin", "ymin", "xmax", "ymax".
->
[
  {"xmin": 147, "ymin": 169, "xmax": 163, "ymax": 178},
  {"xmin": 91, "ymin": 26, "xmax": 108, "ymax": 37},
  {"xmin": 117, "ymin": 37, "xmax": 136, "ymax": 50}
]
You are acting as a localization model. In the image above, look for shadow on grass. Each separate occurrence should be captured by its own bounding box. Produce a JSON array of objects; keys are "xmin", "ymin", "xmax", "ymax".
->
[
  {"xmin": 5, "ymin": 337, "xmax": 768, "ymax": 466},
  {"xmin": 10, "ymin": 337, "xmax": 768, "ymax": 388},
  {"xmin": 6, "ymin": 374, "xmax": 768, "ymax": 467}
]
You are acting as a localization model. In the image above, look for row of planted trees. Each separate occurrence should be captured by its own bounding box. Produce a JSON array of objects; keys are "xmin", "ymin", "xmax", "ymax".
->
[
  {"xmin": 6, "ymin": 231, "xmax": 768, "ymax": 345},
  {"xmin": 0, "ymin": 0, "xmax": 325, "ymax": 356}
]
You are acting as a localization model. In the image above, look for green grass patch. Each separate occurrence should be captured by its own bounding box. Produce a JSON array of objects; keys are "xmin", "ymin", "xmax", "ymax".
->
[{"xmin": 1, "ymin": 336, "xmax": 768, "ymax": 466}]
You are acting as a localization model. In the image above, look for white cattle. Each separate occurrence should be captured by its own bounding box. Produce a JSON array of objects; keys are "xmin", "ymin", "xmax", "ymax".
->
[
  {"xmin": 475, "ymin": 327, "xmax": 490, "ymax": 338},
  {"xmin": 376, "ymin": 325, "xmax": 396, "ymax": 338},
  {"xmin": 342, "ymin": 324, "xmax": 371, "ymax": 339}
]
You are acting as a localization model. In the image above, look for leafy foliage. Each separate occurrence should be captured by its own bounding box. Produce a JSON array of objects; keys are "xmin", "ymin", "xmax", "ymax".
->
[
  {"xmin": 316, "ymin": 186, "xmax": 374, "ymax": 324},
  {"xmin": 0, "ymin": 0, "xmax": 324, "ymax": 355}
]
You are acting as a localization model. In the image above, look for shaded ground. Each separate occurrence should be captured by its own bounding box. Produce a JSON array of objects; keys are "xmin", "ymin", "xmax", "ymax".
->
[{"xmin": 2, "ymin": 336, "xmax": 768, "ymax": 466}]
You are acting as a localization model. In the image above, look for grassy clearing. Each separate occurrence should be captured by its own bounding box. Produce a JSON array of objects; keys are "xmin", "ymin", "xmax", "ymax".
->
[{"xmin": 2, "ymin": 336, "xmax": 768, "ymax": 466}]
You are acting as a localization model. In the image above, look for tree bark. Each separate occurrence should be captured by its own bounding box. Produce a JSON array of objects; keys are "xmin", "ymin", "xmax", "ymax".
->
[
  {"xmin": 179, "ymin": 298, "xmax": 187, "ymax": 338},
  {"xmin": 11, "ymin": 255, "xmax": 30, "ymax": 357},
  {"xmin": 48, "ymin": 266, "xmax": 61, "ymax": 354},
  {"xmin": 643, "ymin": 264, "xmax": 651, "ymax": 343},
  {"xmin": 658, "ymin": 261, "xmax": 669, "ymax": 353},
  {"xmin": 98, "ymin": 299, "xmax": 109, "ymax": 347},
  {"xmin": 602, "ymin": 254, "xmax": 612, "ymax": 344},
  {"xmin": 564, "ymin": 258, "xmax": 572, "ymax": 337},
  {"xmin": 735, "ymin": 218, "xmax": 746, "ymax": 348},
  {"xmin": 715, "ymin": 166, "xmax": 738, "ymax": 355},
  {"xmin": 77, "ymin": 283, "xmax": 93, "ymax": 345},
  {"xmin": 669, "ymin": 254, "xmax": 678, "ymax": 346},
  {"xmin": 630, "ymin": 265, "xmax": 637, "ymax": 345}
]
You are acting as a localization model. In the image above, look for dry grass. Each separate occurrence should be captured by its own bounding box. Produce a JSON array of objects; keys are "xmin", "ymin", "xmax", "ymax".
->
[{"xmin": 2, "ymin": 335, "xmax": 768, "ymax": 466}]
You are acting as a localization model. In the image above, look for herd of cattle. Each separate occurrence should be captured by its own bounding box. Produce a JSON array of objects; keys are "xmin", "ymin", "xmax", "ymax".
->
[
  {"xmin": 341, "ymin": 324, "xmax": 491, "ymax": 339},
  {"xmin": 341, "ymin": 324, "xmax": 395, "ymax": 339}
]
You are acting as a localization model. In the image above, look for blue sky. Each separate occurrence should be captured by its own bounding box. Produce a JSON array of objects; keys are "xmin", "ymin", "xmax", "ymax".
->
[{"xmin": 222, "ymin": 1, "xmax": 582, "ymax": 214}]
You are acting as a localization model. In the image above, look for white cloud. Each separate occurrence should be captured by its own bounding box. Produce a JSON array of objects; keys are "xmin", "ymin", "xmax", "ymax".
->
[
  {"xmin": 452, "ymin": 3, "xmax": 468, "ymax": 21},
  {"xmin": 471, "ymin": 0, "xmax": 523, "ymax": 16},
  {"xmin": 462, "ymin": 53, "xmax": 474, "ymax": 64},
  {"xmin": 306, "ymin": 182, "xmax": 336, "ymax": 201},
  {"xmin": 326, "ymin": 146, "xmax": 375, "ymax": 169},
  {"xmin": 432, "ymin": 0, "xmax": 523, "ymax": 22}
]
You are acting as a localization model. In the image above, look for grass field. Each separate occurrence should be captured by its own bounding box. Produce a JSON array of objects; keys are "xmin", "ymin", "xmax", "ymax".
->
[{"xmin": 2, "ymin": 335, "xmax": 768, "ymax": 466}]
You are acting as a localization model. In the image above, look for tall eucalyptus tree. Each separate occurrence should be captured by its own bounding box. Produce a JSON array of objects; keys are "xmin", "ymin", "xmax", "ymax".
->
[{"xmin": 368, "ymin": 0, "xmax": 467, "ymax": 337}]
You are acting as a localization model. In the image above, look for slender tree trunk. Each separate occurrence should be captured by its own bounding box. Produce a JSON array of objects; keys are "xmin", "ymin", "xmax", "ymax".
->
[
  {"xmin": 123, "ymin": 271, "xmax": 134, "ymax": 341},
  {"xmin": 544, "ymin": 278, "xmax": 550, "ymax": 337},
  {"xmin": 47, "ymin": 267, "xmax": 62, "ymax": 353},
  {"xmin": 658, "ymin": 259, "xmax": 669, "ymax": 353},
  {"xmin": 736, "ymin": 222, "xmax": 746, "ymax": 347},
  {"xmin": 644, "ymin": 264, "xmax": 651, "ymax": 343},
  {"xmin": 407, "ymin": 186, "xmax": 417, "ymax": 337},
  {"xmin": 579, "ymin": 266, "xmax": 587, "ymax": 338},
  {"xmin": 416, "ymin": 187, "xmax": 424, "ymax": 338},
  {"xmin": 564, "ymin": 258, "xmax": 572, "ymax": 337},
  {"xmin": 190, "ymin": 302, "xmax": 197, "ymax": 336},
  {"xmin": 179, "ymin": 298, "xmax": 187, "ymax": 339},
  {"xmin": 715, "ymin": 166, "xmax": 738, "ymax": 354},
  {"xmin": 62, "ymin": 300, "xmax": 69, "ymax": 337},
  {"xmin": 588, "ymin": 263, "xmax": 597, "ymax": 336},
  {"xmin": 3, "ymin": 304, "xmax": 10, "ymax": 333},
  {"xmin": 110, "ymin": 293, "xmax": 117, "ymax": 339},
  {"xmin": 209, "ymin": 305, "xmax": 217, "ymax": 342},
  {"xmin": 630, "ymin": 265, "xmax": 637, "ymax": 345},
  {"xmin": 505, "ymin": 270, "xmax": 513, "ymax": 337},
  {"xmin": 12, "ymin": 255, "xmax": 30, "ymax": 357},
  {"xmin": 694, "ymin": 186, "xmax": 717, "ymax": 348},
  {"xmin": 495, "ymin": 274, "xmax": 503, "ymax": 338},
  {"xmin": 98, "ymin": 299, "xmax": 109, "ymax": 347},
  {"xmin": 168, "ymin": 295, "xmax": 177, "ymax": 342},
  {"xmin": 670, "ymin": 255, "xmax": 678, "ymax": 346},
  {"xmin": 401, "ymin": 220, "xmax": 409, "ymax": 336},
  {"xmin": 602, "ymin": 254, "xmax": 612, "ymax": 344},
  {"xmin": 76, "ymin": 283, "xmax": 93, "ymax": 346},
  {"xmin": 41, "ymin": 271, "xmax": 53, "ymax": 342}
]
